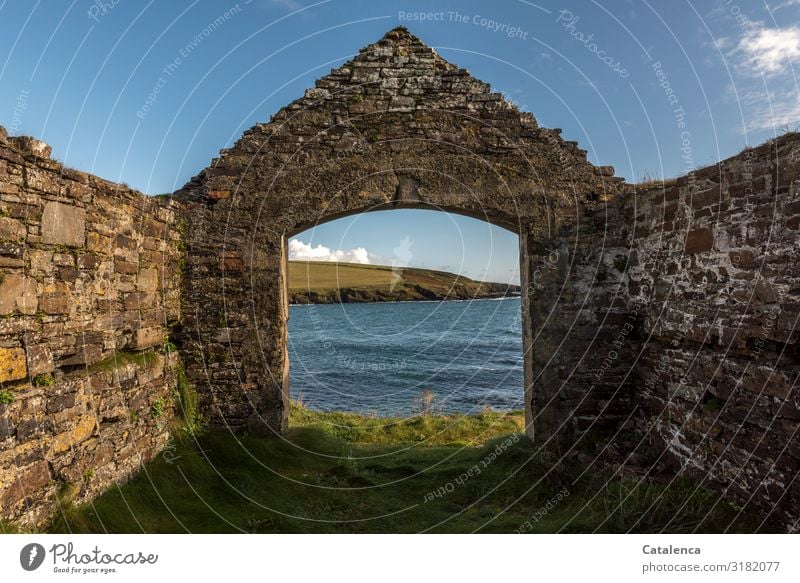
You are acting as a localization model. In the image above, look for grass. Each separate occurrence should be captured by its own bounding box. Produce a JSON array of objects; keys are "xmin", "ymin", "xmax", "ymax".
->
[
  {"xmin": 288, "ymin": 260, "xmax": 517, "ymax": 302},
  {"xmin": 46, "ymin": 403, "xmax": 770, "ymax": 534},
  {"xmin": 289, "ymin": 402, "xmax": 525, "ymax": 446}
]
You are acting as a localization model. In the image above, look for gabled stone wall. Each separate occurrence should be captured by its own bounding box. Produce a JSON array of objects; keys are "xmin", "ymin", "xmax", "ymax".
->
[
  {"xmin": 0, "ymin": 127, "xmax": 182, "ymax": 527},
  {"xmin": 176, "ymin": 27, "xmax": 627, "ymax": 438}
]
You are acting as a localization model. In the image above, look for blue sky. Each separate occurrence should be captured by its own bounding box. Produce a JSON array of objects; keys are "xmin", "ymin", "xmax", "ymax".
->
[{"xmin": 1, "ymin": 0, "xmax": 798, "ymax": 283}]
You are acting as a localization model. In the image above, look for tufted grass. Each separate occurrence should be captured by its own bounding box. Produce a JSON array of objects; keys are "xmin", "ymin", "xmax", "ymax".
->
[
  {"xmin": 46, "ymin": 405, "xmax": 773, "ymax": 534},
  {"xmin": 289, "ymin": 401, "xmax": 526, "ymax": 446}
]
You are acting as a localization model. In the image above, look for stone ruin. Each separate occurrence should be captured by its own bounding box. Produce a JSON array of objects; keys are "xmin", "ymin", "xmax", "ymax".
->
[{"xmin": 0, "ymin": 28, "xmax": 798, "ymax": 530}]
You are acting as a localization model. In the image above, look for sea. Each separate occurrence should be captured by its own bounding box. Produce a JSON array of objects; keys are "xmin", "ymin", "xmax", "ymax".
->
[{"xmin": 288, "ymin": 297, "xmax": 524, "ymax": 416}]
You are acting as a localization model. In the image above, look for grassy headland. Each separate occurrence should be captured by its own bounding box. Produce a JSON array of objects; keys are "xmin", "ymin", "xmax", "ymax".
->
[
  {"xmin": 47, "ymin": 404, "xmax": 769, "ymax": 534},
  {"xmin": 288, "ymin": 261, "xmax": 520, "ymax": 303}
]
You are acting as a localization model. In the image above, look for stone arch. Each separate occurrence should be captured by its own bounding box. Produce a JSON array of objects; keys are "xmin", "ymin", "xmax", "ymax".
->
[{"xmin": 176, "ymin": 27, "xmax": 627, "ymax": 441}]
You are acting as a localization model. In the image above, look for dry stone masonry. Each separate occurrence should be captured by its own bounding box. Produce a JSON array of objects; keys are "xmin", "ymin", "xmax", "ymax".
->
[
  {"xmin": 0, "ymin": 27, "xmax": 798, "ymax": 531},
  {"xmin": 0, "ymin": 126, "xmax": 183, "ymax": 527},
  {"xmin": 175, "ymin": 26, "xmax": 626, "ymax": 439}
]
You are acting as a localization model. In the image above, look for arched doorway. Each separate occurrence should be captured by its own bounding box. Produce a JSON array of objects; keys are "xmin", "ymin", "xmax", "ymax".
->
[
  {"xmin": 175, "ymin": 27, "xmax": 625, "ymax": 443},
  {"xmin": 286, "ymin": 207, "xmax": 524, "ymax": 420}
]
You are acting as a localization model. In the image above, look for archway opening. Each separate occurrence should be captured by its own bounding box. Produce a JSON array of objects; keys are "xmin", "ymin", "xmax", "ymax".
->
[{"xmin": 285, "ymin": 208, "xmax": 525, "ymax": 424}]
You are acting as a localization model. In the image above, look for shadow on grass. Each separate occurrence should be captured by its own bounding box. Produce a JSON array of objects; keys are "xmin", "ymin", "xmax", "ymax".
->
[{"xmin": 47, "ymin": 407, "xmax": 772, "ymax": 534}]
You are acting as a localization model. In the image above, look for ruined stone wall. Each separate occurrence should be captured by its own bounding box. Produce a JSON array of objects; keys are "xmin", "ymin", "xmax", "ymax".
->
[
  {"xmin": 526, "ymin": 189, "xmax": 638, "ymax": 446},
  {"xmin": 0, "ymin": 127, "xmax": 183, "ymax": 527},
  {"xmin": 177, "ymin": 27, "xmax": 626, "ymax": 437},
  {"xmin": 624, "ymin": 133, "xmax": 800, "ymax": 529},
  {"xmin": 2, "ymin": 25, "xmax": 794, "ymax": 532}
]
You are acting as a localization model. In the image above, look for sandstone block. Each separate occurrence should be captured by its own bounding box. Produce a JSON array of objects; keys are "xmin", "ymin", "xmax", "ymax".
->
[
  {"xmin": 87, "ymin": 232, "xmax": 111, "ymax": 254},
  {"xmin": 50, "ymin": 414, "xmax": 96, "ymax": 454},
  {"xmin": 0, "ymin": 460, "xmax": 51, "ymax": 508},
  {"xmin": 114, "ymin": 259, "xmax": 137, "ymax": 274},
  {"xmin": 133, "ymin": 327, "xmax": 162, "ymax": 350},
  {"xmin": 137, "ymin": 268, "xmax": 158, "ymax": 292},
  {"xmin": 41, "ymin": 201, "xmax": 85, "ymax": 247},
  {"xmin": 124, "ymin": 292, "xmax": 156, "ymax": 310},
  {"xmin": 754, "ymin": 280, "xmax": 778, "ymax": 304},
  {"xmin": 0, "ymin": 416, "xmax": 13, "ymax": 441},
  {"xmin": 0, "ymin": 274, "xmax": 37, "ymax": 315},
  {"xmin": 9, "ymin": 136, "xmax": 52, "ymax": 158},
  {"xmin": 26, "ymin": 344, "xmax": 54, "ymax": 376},
  {"xmin": 219, "ymin": 251, "xmax": 243, "ymax": 272},
  {"xmin": 60, "ymin": 344, "xmax": 102, "ymax": 367},
  {"xmin": 39, "ymin": 291, "xmax": 70, "ymax": 315},
  {"xmin": 0, "ymin": 347, "xmax": 26, "ymax": 382},
  {"xmin": 729, "ymin": 249, "xmax": 755, "ymax": 269},
  {"xmin": 684, "ymin": 228, "xmax": 713, "ymax": 254},
  {"xmin": 0, "ymin": 216, "xmax": 25, "ymax": 241}
]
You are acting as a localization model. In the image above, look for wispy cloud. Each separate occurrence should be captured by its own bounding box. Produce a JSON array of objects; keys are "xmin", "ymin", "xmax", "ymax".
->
[
  {"xmin": 714, "ymin": 18, "xmax": 800, "ymax": 133},
  {"xmin": 746, "ymin": 89, "xmax": 800, "ymax": 131},
  {"xmin": 770, "ymin": 0, "xmax": 800, "ymax": 11}
]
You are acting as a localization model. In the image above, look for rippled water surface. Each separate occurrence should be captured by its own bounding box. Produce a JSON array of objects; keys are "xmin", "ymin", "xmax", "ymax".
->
[{"xmin": 288, "ymin": 298, "xmax": 523, "ymax": 415}]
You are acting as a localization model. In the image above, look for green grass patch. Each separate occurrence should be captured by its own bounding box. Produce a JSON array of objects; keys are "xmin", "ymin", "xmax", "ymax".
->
[
  {"xmin": 47, "ymin": 406, "xmax": 770, "ymax": 534},
  {"xmin": 33, "ymin": 373, "xmax": 55, "ymax": 387},
  {"xmin": 172, "ymin": 362, "xmax": 202, "ymax": 433},
  {"xmin": 288, "ymin": 260, "xmax": 517, "ymax": 302},
  {"xmin": 289, "ymin": 401, "xmax": 525, "ymax": 446}
]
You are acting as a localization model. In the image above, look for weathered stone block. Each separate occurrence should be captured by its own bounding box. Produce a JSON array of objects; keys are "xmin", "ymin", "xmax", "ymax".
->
[
  {"xmin": 0, "ymin": 416, "xmax": 14, "ymax": 441},
  {"xmin": 87, "ymin": 232, "xmax": 111, "ymax": 254},
  {"xmin": 755, "ymin": 280, "xmax": 778, "ymax": 304},
  {"xmin": 60, "ymin": 344, "xmax": 103, "ymax": 367},
  {"xmin": 124, "ymin": 292, "xmax": 157, "ymax": 310},
  {"xmin": 730, "ymin": 249, "xmax": 755, "ymax": 269},
  {"xmin": 26, "ymin": 345, "xmax": 54, "ymax": 376},
  {"xmin": 9, "ymin": 136, "xmax": 52, "ymax": 159},
  {"xmin": 39, "ymin": 291, "xmax": 70, "ymax": 315},
  {"xmin": 50, "ymin": 414, "xmax": 96, "ymax": 454},
  {"xmin": 114, "ymin": 259, "xmax": 137, "ymax": 274},
  {"xmin": 133, "ymin": 327, "xmax": 162, "ymax": 350},
  {"xmin": 219, "ymin": 251, "xmax": 243, "ymax": 272},
  {"xmin": 0, "ymin": 460, "xmax": 51, "ymax": 508},
  {"xmin": 0, "ymin": 274, "xmax": 37, "ymax": 315},
  {"xmin": 684, "ymin": 228, "xmax": 714, "ymax": 254},
  {"xmin": 0, "ymin": 216, "xmax": 25, "ymax": 241},
  {"xmin": 137, "ymin": 268, "xmax": 158, "ymax": 292},
  {"xmin": 0, "ymin": 347, "xmax": 27, "ymax": 382},
  {"xmin": 41, "ymin": 201, "xmax": 86, "ymax": 247}
]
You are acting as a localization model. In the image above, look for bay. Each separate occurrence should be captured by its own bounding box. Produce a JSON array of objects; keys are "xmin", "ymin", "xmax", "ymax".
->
[{"xmin": 288, "ymin": 297, "xmax": 524, "ymax": 416}]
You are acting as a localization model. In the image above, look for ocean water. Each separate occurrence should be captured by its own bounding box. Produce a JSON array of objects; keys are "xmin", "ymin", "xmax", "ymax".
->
[{"xmin": 288, "ymin": 297, "xmax": 524, "ymax": 416}]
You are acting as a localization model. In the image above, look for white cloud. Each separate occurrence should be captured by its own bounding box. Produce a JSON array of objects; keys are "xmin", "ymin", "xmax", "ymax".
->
[
  {"xmin": 716, "ymin": 22, "xmax": 800, "ymax": 133},
  {"xmin": 288, "ymin": 238, "xmax": 372, "ymax": 264},
  {"xmin": 735, "ymin": 25, "xmax": 800, "ymax": 75},
  {"xmin": 746, "ymin": 89, "xmax": 800, "ymax": 131},
  {"xmin": 772, "ymin": 0, "xmax": 800, "ymax": 10}
]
